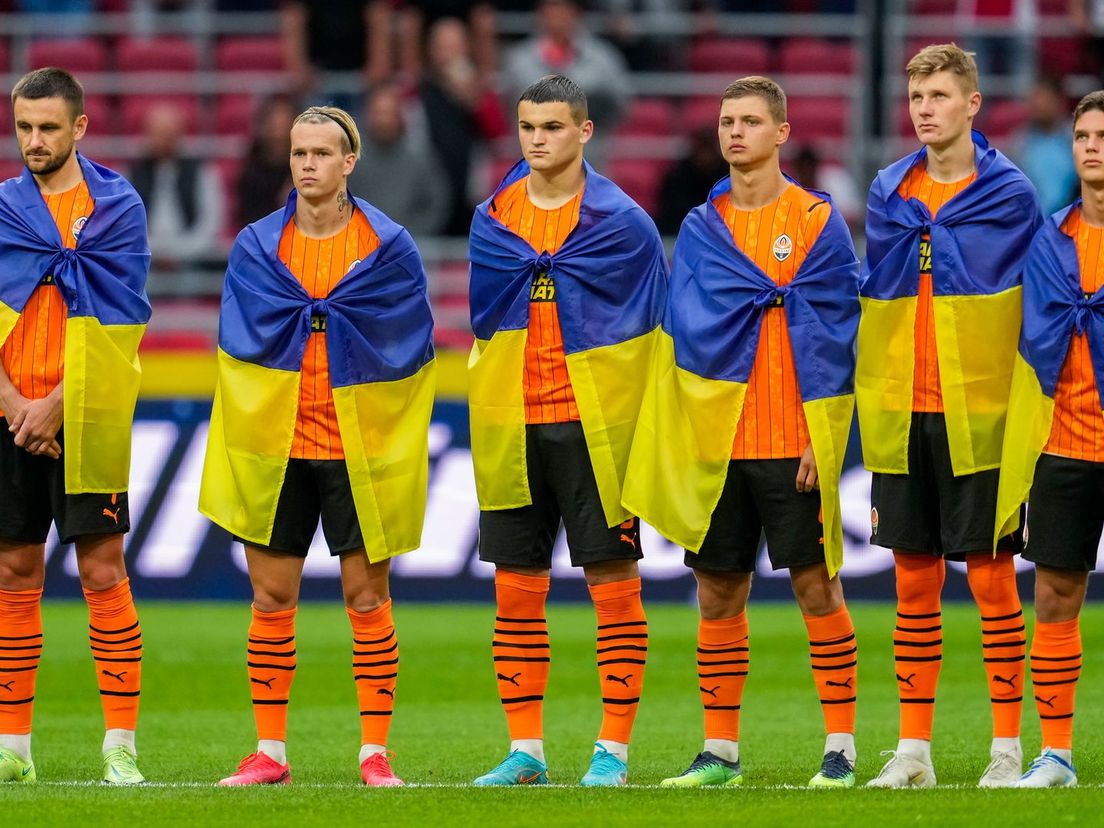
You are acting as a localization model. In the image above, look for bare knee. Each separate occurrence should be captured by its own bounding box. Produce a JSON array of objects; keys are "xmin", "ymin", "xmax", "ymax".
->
[
  {"xmin": 1034, "ymin": 565, "xmax": 1088, "ymax": 623},
  {"xmin": 341, "ymin": 555, "xmax": 391, "ymax": 613},
  {"xmin": 582, "ymin": 559, "xmax": 638, "ymax": 587},
  {"xmin": 695, "ymin": 569, "xmax": 751, "ymax": 620},
  {"xmin": 790, "ymin": 563, "xmax": 843, "ymax": 616},
  {"xmin": 0, "ymin": 543, "xmax": 45, "ymax": 591},
  {"xmin": 245, "ymin": 546, "xmax": 303, "ymax": 612},
  {"xmin": 74, "ymin": 535, "xmax": 127, "ymax": 593}
]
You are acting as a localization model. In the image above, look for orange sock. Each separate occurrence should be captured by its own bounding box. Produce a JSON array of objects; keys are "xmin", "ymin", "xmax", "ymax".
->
[
  {"xmin": 348, "ymin": 600, "xmax": 398, "ymax": 746},
  {"xmin": 966, "ymin": 553, "xmax": 1025, "ymax": 738},
  {"xmin": 698, "ymin": 612, "xmax": 748, "ymax": 741},
  {"xmin": 248, "ymin": 605, "xmax": 296, "ymax": 741},
  {"xmin": 492, "ymin": 570, "xmax": 550, "ymax": 740},
  {"xmin": 804, "ymin": 603, "xmax": 857, "ymax": 734},
  {"xmin": 1030, "ymin": 618, "xmax": 1080, "ymax": 750},
  {"xmin": 0, "ymin": 588, "xmax": 43, "ymax": 736},
  {"xmin": 590, "ymin": 577, "xmax": 647, "ymax": 744},
  {"xmin": 893, "ymin": 553, "xmax": 945, "ymax": 740},
  {"xmin": 84, "ymin": 578, "xmax": 142, "ymax": 731}
]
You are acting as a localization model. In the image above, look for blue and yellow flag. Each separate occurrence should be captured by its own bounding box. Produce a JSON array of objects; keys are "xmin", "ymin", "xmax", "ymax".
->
[
  {"xmin": 857, "ymin": 131, "xmax": 1042, "ymax": 476},
  {"xmin": 468, "ymin": 160, "xmax": 667, "ymax": 526},
  {"xmin": 622, "ymin": 177, "xmax": 859, "ymax": 576},
  {"xmin": 0, "ymin": 153, "xmax": 151, "ymax": 493},
  {"xmin": 199, "ymin": 194, "xmax": 436, "ymax": 562},
  {"xmin": 995, "ymin": 202, "xmax": 1099, "ymax": 542}
]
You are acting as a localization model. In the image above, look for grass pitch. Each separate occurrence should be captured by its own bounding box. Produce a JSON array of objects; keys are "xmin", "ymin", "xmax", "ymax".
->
[{"xmin": 7, "ymin": 600, "xmax": 1103, "ymax": 826}]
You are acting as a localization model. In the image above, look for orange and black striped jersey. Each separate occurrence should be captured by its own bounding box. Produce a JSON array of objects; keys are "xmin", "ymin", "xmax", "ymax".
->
[
  {"xmin": 896, "ymin": 162, "xmax": 976, "ymax": 413},
  {"xmin": 1045, "ymin": 207, "xmax": 1104, "ymax": 462},
  {"xmin": 0, "ymin": 180, "xmax": 93, "ymax": 416},
  {"xmin": 716, "ymin": 183, "xmax": 830, "ymax": 460},
  {"xmin": 278, "ymin": 210, "xmax": 380, "ymax": 460},
  {"xmin": 489, "ymin": 174, "xmax": 583, "ymax": 425}
]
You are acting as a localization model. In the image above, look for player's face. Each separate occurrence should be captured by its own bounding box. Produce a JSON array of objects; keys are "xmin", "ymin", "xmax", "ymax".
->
[
  {"xmin": 717, "ymin": 96, "xmax": 788, "ymax": 171},
  {"xmin": 289, "ymin": 121, "xmax": 356, "ymax": 203},
  {"xmin": 1074, "ymin": 108, "xmax": 1104, "ymax": 187},
  {"xmin": 13, "ymin": 96, "xmax": 86, "ymax": 177},
  {"xmin": 908, "ymin": 71, "xmax": 980, "ymax": 150},
  {"xmin": 517, "ymin": 100, "xmax": 592, "ymax": 174}
]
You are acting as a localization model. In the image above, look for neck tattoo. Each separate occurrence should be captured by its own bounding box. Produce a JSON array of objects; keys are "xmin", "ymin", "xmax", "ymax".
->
[{"xmin": 337, "ymin": 188, "xmax": 348, "ymax": 213}]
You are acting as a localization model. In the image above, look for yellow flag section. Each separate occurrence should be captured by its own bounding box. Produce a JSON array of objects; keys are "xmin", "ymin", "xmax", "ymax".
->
[
  {"xmin": 200, "ymin": 349, "xmax": 436, "ymax": 562},
  {"xmin": 856, "ymin": 286, "xmax": 1022, "ymax": 475},
  {"xmin": 623, "ymin": 333, "xmax": 853, "ymax": 576},
  {"xmin": 470, "ymin": 326, "xmax": 661, "ymax": 527},
  {"xmin": 994, "ymin": 353, "xmax": 1054, "ymax": 544}
]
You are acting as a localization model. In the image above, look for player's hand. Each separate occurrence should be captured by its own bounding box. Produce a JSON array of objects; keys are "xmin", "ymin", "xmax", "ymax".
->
[
  {"xmin": 11, "ymin": 392, "xmax": 63, "ymax": 458},
  {"xmin": 796, "ymin": 444, "xmax": 819, "ymax": 493}
]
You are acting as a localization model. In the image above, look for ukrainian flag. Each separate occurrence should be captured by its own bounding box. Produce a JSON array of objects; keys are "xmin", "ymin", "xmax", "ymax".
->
[
  {"xmin": 199, "ymin": 195, "xmax": 436, "ymax": 562},
  {"xmin": 622, "ymin": 177, "xmax": 859, "ymax": 576},
  {"xmin": 858, "ymin": 131, "xmax": 1041, "ymax": 477},
  {"xmin": 0, "ymin": 154, "xmax": 150, "ymax": 493},
  {"xmin": 996, "ymin": 203, "xmax": 1100, "ymax": 543},
  {"xmin": 468, "ymin": 160, "xmax": 668, "ymax": 527}
]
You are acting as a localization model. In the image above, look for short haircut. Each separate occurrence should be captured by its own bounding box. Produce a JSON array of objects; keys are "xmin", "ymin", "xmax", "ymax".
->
[
  {"xmin": 11, "ymin": 67, "xmax": 84, "ymax": 120},
  {"xmin": 1073, "ymin": 90, "xmax": 1104, "ymax": 129},
  {"xmin": 292, "ymin": 105, "xmax": 362, "ymax": 159},
  {"xmin": 721, "ymin": 76, "xmax": 787, "ymax": 124},
  {"xmin": 906, "ymin": 43, "xmax": 979, "ymax": 94},
  {"xmin": 518, "ymin": 74, "xmax": 588, "ymax": 124}
]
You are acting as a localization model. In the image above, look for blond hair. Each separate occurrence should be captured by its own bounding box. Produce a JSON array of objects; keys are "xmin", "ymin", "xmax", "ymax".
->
[
  {"xmin": 906, "ymin": 43, "xmax": 979, "ymax": 94},
  {"xmin": 293, "ymin": 105, "xmax": 362, "ymax": 159},
  {"xmin": 721, "ymin": 76, "xmax": 786, "ymax": 124}
]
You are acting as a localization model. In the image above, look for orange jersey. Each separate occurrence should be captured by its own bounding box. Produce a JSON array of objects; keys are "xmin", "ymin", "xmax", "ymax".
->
[
  {"xmin": 896, "ymin": 162, "xmax": 976, "ymax": 413},
  {"xmin": 717, "ymin": 183, "xmax": 830, "ymax": 460},
  {"xmin": 490, "ymin": 175, "xmax": 583, "ymax": 425},
  {"xmin": 278, "ymin": 211, "xmax": 380, "ymax": 460},
  {"xmin": 1044, "ymin": 208, "xmax": 1104, "ymax": 462},
  {"xmin": 0, "ymin": 180, "xmax": 94, "ymax": 416}
]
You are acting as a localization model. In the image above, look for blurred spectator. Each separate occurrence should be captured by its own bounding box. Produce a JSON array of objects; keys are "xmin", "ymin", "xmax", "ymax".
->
[
  {"xmin": 656, "ymin": 126, "xmax": 727, "ymax": 235},
  {"xmin": 399, "ymin": 1, "xmax": 499, "ymax": 80},
  {"xmin": 419, "ymin": 16, "xmax": 509, "ymax": 236},
  {"xmin": 281, "ymin": 0, "xmax": 394, "ymax": 111},
  {"xmin": 1013, "ymin": 76, "xmax": 1078, "ymax": 217},
  {"xmin": 598, "ymin": 0, "xmax": 687, "ymax": 71},
  {"xmin": 786, "ymin": 145, "xmax": 861, "ymax": 228},
  {"xmin": 501, "ymin": 0, "xmax": 632, "ymax": 160},
  {"xmin": 235, "ymin": 95, "xmax": 296, "ymax": 230},
  {"xmin": 130, "ymin": 104, "xmax": 225, "ymax": 268},
  {"xmin": 962, "ymin": 0, "xmax": 1037, "ymax": 97},
  {"xmin": 346, "ymin": 84, "xmax": 450, "ymax": 238},
  {"xmin": 1070, "ymin": 0, "xmax": 1104, "ymax": 75}
]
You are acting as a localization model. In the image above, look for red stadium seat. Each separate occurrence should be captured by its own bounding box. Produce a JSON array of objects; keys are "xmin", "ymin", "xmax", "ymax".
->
[
  {"xmin": 682, "ymin": 96, "xmax": 722, "ymax": 132},
  {"xmin": 215, "ymin": 94, "xmax": 257, "ymax": 137},
  {"xmin": 896, "ymin": 102, "xmax": 917, "ymax": 137},
  {"xmin": 785, "ymin": 97, "xmax": 850, "ymax": 140},
  {"xmin": 1039, "ymin": 37, "xmax": 1084, "ymax": 76},
  {"xmin": 779, "ymin": 38, "xmax": 856, "ymax": 76},
  {"xmin": 910, "ymin": 0, "xmax": 955, "ymax": 14},
  {"xmin": 121, "ymin": 95, "xmax": 200, "ymax": 135},
  {"xmin": 604, "ymin": 158, "xmax": 667, "ymax": 216},
  {"xmin": 977, "ymin": 98, "xmax": 1028, "ymax": 139},
  {"xmin": 81, "ymin": 95, "xmax": 113, "ymax": 134},
  {"xmin": 614, "ymin": 98, "xmax": 676, "ymax": 138},
  {"xmin": 216, "ymin": 36, "xmax": 285, "ymax": 72},
  {"xmin": 215, "ymin": 157, "xmax": 241, "ymax": 242},
  {"xmin": 117, "ymin": 37, "xmax": 199, "ymax": 73},
  {"xmin": 29, "ymin": 38, "xmax": 108, "ymax": 73},
  {"xmin": 688, "ymin": 38, "xmax": 771, "ymax": 75}
]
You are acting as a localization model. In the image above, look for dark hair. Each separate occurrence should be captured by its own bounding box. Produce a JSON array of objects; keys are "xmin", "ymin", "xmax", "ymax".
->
[
  {"xmin": 518, "ymin": 74, "xmax": 588, "ymax": 124},
  {"xmin": 1073, "ymin": 90, "xmax": 1104, "ymax": 130},
  {"xmin": 722, "ymin": 76, "xmax": 787, "ymax": 124},
  {"xmin": 11, "ymin": 67, "xmax": 84, "ymax": 120}
]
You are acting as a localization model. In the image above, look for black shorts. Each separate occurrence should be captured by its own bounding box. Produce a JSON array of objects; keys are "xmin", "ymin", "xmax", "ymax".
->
[
  {"xmin": 1023, "ymin": 453, "xmax": 1104, "ymax": 572},
  {"xmin": 478, "ymin": 421, "xmax": 642, "ymax": 569},
  {"xmin": 239, "ymin": 459, "xmax": 364, "ymax": 557},
  {"xmin": 0, "ymin": 424, "xmax": 129, "ymax": 544},
  {"xmin": 870, "ymin": 412, "xmax": 1021, "ymax": 559},
  {"xmin": 686, "ymin": 458, "xmax": 825, "ymax": 573}
]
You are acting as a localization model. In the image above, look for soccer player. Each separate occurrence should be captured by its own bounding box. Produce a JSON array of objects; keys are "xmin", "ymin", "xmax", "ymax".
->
[
  {"xmin": 467, "ymin": 75, "xmax": 667, "ymax": 786},
  {"xmin": 858, "ymin": 44, "xmax": 1042, "ymax": 788},
  {"xmin": 0, "ymin": 68, "xmax": 152, "ymax": 785},
  {"xmin": 200, "ymin": 106, "xmax": 435, "ymax": 787},
  {"xmin": 623, "ymin": 77, "xmax": 862, "ymax": 788},
  {"xmin": 996, "ymin": 90, "xmax": 1104, "ymax": 788}
]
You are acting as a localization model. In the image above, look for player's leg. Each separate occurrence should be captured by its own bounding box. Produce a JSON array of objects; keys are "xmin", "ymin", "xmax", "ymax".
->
[{"xmin": 0, "ymin": 541, "xmax": 45, "ymax": 784}]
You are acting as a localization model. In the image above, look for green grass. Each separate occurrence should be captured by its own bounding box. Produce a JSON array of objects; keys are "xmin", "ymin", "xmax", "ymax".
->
[{"xmin": 6, "ymin": 600, "xmax": 1103, "ymax": 826}]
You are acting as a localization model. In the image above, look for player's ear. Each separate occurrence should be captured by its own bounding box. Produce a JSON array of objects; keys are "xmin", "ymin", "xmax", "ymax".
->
[
  {"xmin": 72, "ymin": 112, "xmax": 88, "ymax": 140},
  {"xmin": 777, "ymin": 120, "xmax": 790, "ymax": 146},
  {"xmin": 343, "ymin": 153, "xmax": 357, "ymax": 177},
  {"xmin": 579, "ymin": 119, "xmax": 594, "ymax": 145}
]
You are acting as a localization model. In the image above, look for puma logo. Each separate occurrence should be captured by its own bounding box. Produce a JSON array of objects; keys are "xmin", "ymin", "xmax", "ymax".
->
[
  {"xmin": 102, "ymin": 507, "xmax": 121, "ymax": 525},
  {"xmin": 0, "ymin": 680, "xmax": 13, "ymax": 692},
  {"xmin": 826, "ymin": 677, "xmax": 853, "ymax": 689},
  {"xmin": 699, "ymin": 685, "xmax": 719, "ymax": 698},
  {"xmin": 250, "ymin": 676, "xmax": 275, "ymax": 689},
  {"xmin": 605, "ymin": 673, "xmax": 631, "ymax": 686},
  {"xmin": 496, "ymin": 672, "xmax": 521, "ymax": 687},
  {"xmin": 376, "ymin": 688, "xmax": 394, "ymax": 697},
  {"xmin": 992, "ymin": 674, "xmax": 1017, "ymax": 688},
  {"xmin": 1035, "ymin": 694, "xmax": 1057, "ymax": 709},
  {"xmin": 100, "ymin": 669, "xmax": 127, "ymax": 683},
  {"xmin": 896, "ymin": 673, "xmax": 916, "ymax": 688},
  {"xmin": 619, "ymin": 533, "xmax": 637, "ymax": 549}
]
